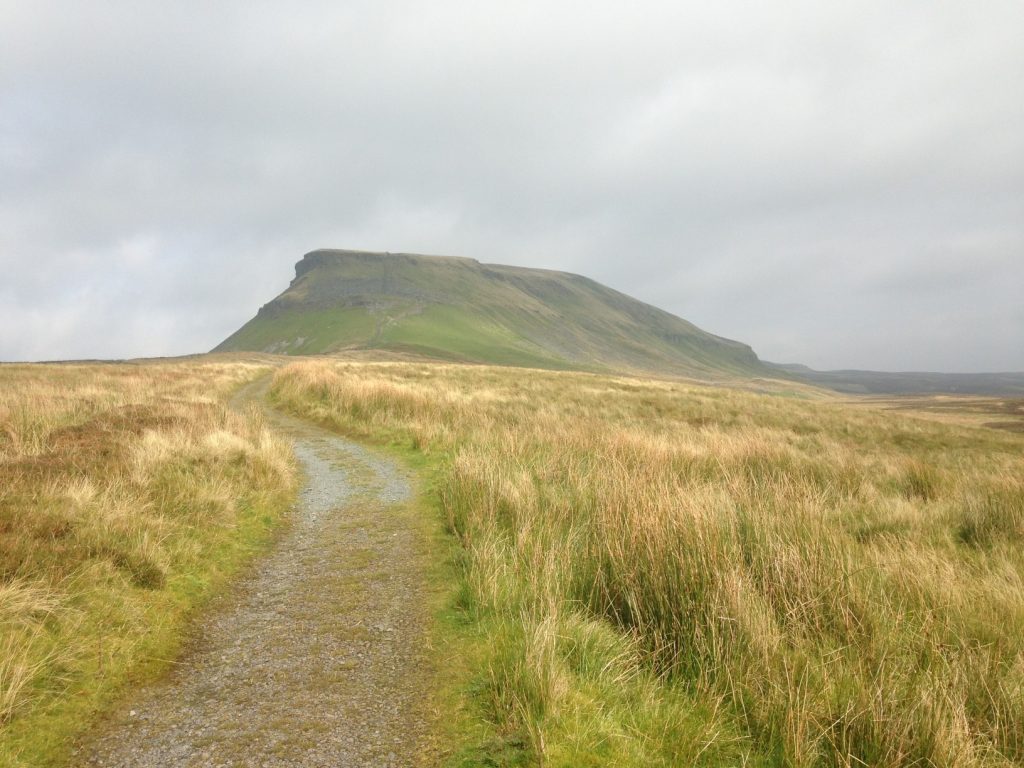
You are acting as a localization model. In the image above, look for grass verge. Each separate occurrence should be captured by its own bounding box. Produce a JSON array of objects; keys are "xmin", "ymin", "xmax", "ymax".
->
[
  {"xmin": 0, "ymin": 361, "xmax": 296, "ymax": 767},
  {"xmin": 272, "ymin": 394, "xmax": 517, "ymax": 767},
  {"xmin": 271, "ymin": 359, "xmax": 1024, "ymax": 768}
]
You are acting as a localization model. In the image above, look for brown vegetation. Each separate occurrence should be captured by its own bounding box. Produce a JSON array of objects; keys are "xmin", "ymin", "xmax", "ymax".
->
[
  {"xmin": 0, "ymin": 361, "xmax": 295, "ymax": 766},
  {"xmin": 273, "ymin": 360, "xmax": 1024, "ymax": 767}
]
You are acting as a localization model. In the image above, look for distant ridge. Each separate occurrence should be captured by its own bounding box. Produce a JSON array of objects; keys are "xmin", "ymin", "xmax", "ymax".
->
[
  {"xmin": 215, "ymin": 249, "xmax": 777, "ymax": 379},
  {"xmin": 768, "ymin": 363, "xmax": 1024, "ymax": 396}
]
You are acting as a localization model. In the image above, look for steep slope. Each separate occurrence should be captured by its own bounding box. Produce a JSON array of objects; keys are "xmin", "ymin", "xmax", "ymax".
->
[{"xmin": 215, "ymin": 249, "xmax": 774, "ymax": 379}]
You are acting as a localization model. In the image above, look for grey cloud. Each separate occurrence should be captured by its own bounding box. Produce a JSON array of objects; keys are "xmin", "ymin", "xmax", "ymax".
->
[{"xmin": 1, "ymin": 0, "xmax": 1021, "ymax": 369}]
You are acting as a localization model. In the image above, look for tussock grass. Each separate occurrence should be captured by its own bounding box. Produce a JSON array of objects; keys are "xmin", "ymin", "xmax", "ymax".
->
[
  {"xmin": 273, "ymin": 360, "xmax": 1024, "ymax": 767},
  {"xmin": 0, "ymin": 361, "xmax": 295, "ymax": 766}
]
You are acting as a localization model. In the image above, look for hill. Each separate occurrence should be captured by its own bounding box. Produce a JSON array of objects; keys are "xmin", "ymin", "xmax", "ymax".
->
[{"xmin": 214, "ymin": 249, "xmax": 777, "ymax": 379}]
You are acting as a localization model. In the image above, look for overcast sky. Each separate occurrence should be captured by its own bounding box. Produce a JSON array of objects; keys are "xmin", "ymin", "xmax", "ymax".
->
[{"xmin": 2, "ymin": 1, "xmax": 1021, "ymax": 370}]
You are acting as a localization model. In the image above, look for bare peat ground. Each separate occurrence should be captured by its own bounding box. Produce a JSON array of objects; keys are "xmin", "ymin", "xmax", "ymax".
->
[{"xmin": 76, "ymin": 379, "xmax": 438, "ymax": 767}]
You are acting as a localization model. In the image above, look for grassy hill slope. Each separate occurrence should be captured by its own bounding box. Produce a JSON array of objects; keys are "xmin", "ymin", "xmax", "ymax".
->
[{"xmin": 214, "ymin": 249, "xmax": 776, "ymax": 379}]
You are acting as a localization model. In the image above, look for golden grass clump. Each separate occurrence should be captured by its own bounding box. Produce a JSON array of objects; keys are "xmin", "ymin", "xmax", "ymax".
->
[
  {"xmin": 273, "ymin": 360, "xmax": 1024, "ymax": 767},
  {"xmin": 0, "ymin": 361, "xmax": 295, "ymax": 766}
]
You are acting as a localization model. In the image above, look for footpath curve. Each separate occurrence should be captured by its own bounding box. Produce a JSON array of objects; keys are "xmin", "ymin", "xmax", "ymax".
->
[{"xmin": 79, "ymin": 376, "xmax": 436, "ymax": 767}]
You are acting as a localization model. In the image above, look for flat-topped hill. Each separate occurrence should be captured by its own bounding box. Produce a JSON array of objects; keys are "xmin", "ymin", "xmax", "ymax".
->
[{"xmin": 214, "ymin": 249, "xmax": 776, "ymax": 379}]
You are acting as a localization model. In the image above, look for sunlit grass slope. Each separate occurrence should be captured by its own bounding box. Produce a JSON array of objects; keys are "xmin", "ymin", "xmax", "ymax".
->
[
  {"xmin": 216, "ymin": 249, "xmax": 774, "ymax": 379},
  {"xmin": 0, "ymin": 361, "xmax": 295, "ymax": 766},
  {"xmin": 272, "ymin": 360, "xmax": 1024, "ymax": 768}
]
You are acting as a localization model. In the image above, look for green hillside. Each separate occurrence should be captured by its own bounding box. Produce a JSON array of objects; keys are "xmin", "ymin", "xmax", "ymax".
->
[{"xmin": 215, "ymin": 249, "xmax": 776, "ymax": 379}]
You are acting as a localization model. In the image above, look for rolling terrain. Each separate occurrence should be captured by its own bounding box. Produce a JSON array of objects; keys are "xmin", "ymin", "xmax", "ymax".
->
[{"xmin": 215, "ymin": 249, "xmax": 775, "ymax": 380}]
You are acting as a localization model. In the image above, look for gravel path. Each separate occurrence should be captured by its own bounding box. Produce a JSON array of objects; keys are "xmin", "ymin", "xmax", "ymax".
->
[{"xmin": 78, "ymin": 381, "xmax": 436, "ymax": 767}]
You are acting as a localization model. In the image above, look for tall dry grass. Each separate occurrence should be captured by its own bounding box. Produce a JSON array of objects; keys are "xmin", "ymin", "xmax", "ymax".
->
[
  {"xmin": 273, "ymin": 360, "xmax": 1024, "ymax": 767},
  {"xmin": 0, "ymin": 361, "xmax": 294, "ymax": 765}
]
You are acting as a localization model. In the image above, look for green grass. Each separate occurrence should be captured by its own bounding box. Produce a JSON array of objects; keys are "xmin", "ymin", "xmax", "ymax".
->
[
  {"xmin": 215, "ymin": 249, "xmax": 776, "ymax": 380},
  {"xmin": 277, "ymin": 396, "xmax": 522, "ymax": 766},
  {"xmin": 271, "ymin": 380, "xmax": 755, "ymax": 768},
  {"xmin": 379, "ymin": 305, "xmax": 574, "ymax": 370},
  {"xmin": 218, "ymin": 305, "xmax": 379, "ymax": 354},
  {"xmin": 272, "ymin": 359, "xmax": 1024, "ymax": 768}
]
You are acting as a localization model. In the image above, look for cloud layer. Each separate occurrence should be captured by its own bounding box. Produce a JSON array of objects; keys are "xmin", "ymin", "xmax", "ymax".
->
[{"xmin": 2, "ymin": 1, "xmax": 1022, "ymax": 370}]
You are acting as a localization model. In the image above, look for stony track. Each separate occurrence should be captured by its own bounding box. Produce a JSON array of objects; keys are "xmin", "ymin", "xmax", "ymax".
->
[{"xmin": 78, "ymin": 380, "xmax": 435, "ymax": 767}]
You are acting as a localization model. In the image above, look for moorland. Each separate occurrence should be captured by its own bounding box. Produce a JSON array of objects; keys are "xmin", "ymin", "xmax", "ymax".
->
[
  {"xmin": 270, "ymin": 358, "xmax": 1024, "ymax": 767},
  {"xmin": 3, "ymin": 251, "xmax": 1023, "ymax": 767}
]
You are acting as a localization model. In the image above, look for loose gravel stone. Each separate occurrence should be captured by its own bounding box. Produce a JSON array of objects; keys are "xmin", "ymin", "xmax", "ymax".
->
[{"xmin": 76, "ymin": 380, "xmax": 435, "ymax": 767}]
